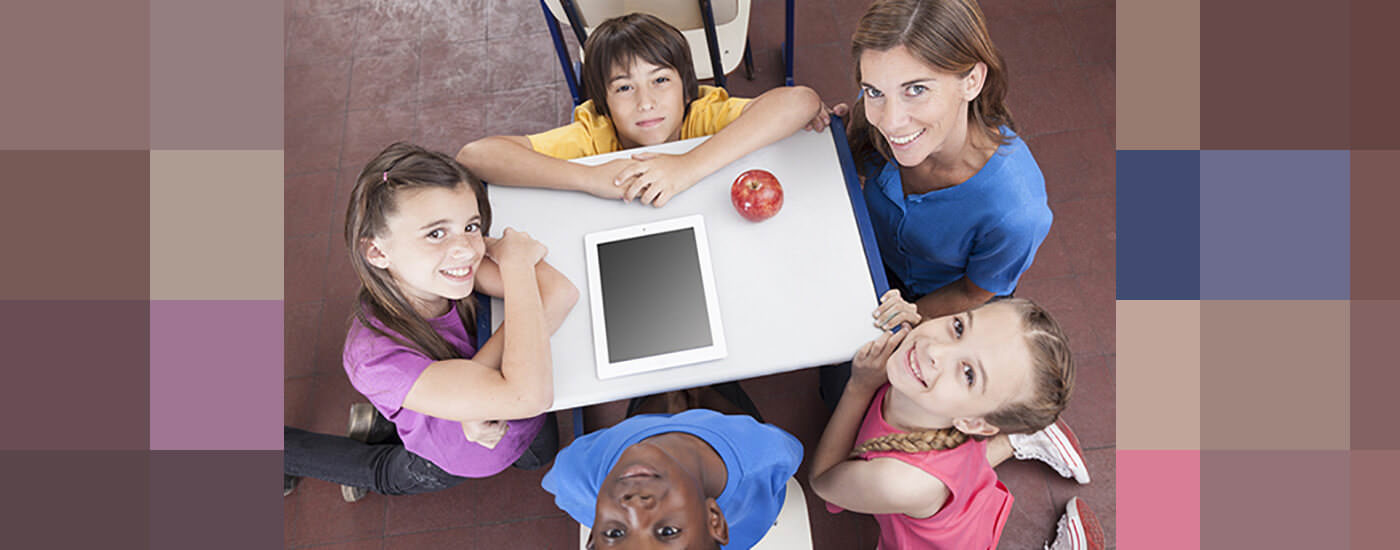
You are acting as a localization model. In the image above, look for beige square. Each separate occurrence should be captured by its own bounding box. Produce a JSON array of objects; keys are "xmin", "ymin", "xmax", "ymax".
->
[
  {"xmin": 1118, "ymin": 300, "xmax": 1200, "ymax": 450},
  {"xmin": 1200, "ymin": 300, "xmax": 1349, "ymax": 450},
  {"xmin": 1117, "ymin": 0, "xmax": 1201, "ymax": 149},
  {"xmin": 150, "ymin": 150, "xmax": 283, "ymax": 300}
]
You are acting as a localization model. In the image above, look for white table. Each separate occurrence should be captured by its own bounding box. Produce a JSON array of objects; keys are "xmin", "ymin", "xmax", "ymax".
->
[{"xmin": 487, "ymin": 125, "xmax": 885, "ymax": 410}]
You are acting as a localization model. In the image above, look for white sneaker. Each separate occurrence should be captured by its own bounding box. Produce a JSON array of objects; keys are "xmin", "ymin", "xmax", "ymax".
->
[
  {"xmin": 1044, "ymin": 497, "xmax": 1105, "ymax": 550},
  {"xmin": 1009, "ymin": 418, "xmax": 1090, "ymax": 484}
]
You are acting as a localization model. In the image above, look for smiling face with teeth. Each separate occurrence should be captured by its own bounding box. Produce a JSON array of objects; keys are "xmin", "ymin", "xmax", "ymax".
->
[
  {"xmin": 882, "ymin": 301, "xmax": 1037, "ymax": 436},
  {"xmin": 364, "ymin": 183, "xmax": 485, "ymax": 318},
  {"xmin": 858, "ymin": 45, "xmax": 988, "ymax": 174}
]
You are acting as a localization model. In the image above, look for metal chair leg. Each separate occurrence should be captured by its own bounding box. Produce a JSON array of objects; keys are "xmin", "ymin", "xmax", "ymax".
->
[
  {"xmin": 698, "ymin": 0, "xmax": 726, "ymax": 88},
  {"xmin": 743, "ymin": 37, "xmax": 755, "ymax": 80}
]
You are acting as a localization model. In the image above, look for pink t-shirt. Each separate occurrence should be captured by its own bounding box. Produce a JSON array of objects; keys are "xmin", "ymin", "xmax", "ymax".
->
[
  {"xmin": 826, "ymin": 385, "xmax": 1013, "ymax": 550},
  {"xmin": 342, "ymin": 303, "xmax": 545, "ymax": 478}
]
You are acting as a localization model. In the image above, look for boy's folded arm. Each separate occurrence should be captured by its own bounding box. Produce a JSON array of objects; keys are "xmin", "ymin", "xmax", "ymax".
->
[
  {"xmin": 680, "ymin": 85, "xmax": 822, "ymax": 179},
  {"xmin": 456, "ymin": 135, "xmax": 608, "ymax": 195}
]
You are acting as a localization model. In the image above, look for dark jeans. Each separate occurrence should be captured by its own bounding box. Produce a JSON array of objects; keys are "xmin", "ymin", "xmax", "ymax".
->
[{"xmin": 284, "ymin": 412, "xmax": 559, "ymax": 496}]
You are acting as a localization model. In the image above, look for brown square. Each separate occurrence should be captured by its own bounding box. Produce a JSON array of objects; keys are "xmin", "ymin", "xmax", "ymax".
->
[
  {"xmin": 151, "ymin": 451, "xmax": 283, "ymax": 549},
  {"xmin": 150, "ymin": 0, "xmax": 283, "ymax": 149},
  {"xmin": 1117, "ymin": 0, "xmax": 1200, "ymax": 149},
  {"xmin": 0, "ymin": 151, "xmax": 149, "ymax": 300},
  {"xmin": 1200, "ymin": 301, "xmax": 1348, "ymax": 450},
  {"xmin": 1350, "ymin": 151, "xmax": 1400, "ymax": 300},
  {"xmin": 1352, "ymin": 451, "xmax": 1400, "ymax": 546},
  {"xmin": 1117, "ymin": 301, "xmax": 1200, "ymax": 450},
  {"xmin": 1351, "ymin": 1, "xmax": 1400, "ymax": 149},
  {"xmin": 3, "ymin": 451, "xmax": 149, "ymax": 547},
  {"xmin": 0, "ymin": 301, "xmax": 149, "ymax": 450},
  {"xmin": 1350, "ymin": 301, "xmax": 1400, "ymax": 450},
  {"xmin": 1201, "ymin": 451, "xmax": 1349, "ymax": 548},
  {"xmin": 1201, "ymin": 0, "xmax": 1348, "ymax": 149},
  {"xmin": 0, "ymin": 2, "xmax": 148, "ymax": 148}
]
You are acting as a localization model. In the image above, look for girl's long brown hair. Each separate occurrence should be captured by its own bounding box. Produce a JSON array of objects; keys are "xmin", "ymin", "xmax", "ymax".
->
[
  {"xmin": 851, "ymin": 298, "xmax": 1074, "ymax": 457},
  {"xmin": 344, "ymin": 142, "xmax": 492, "ymax": 361},
  {"xmin": 846, "ymin": 0, "xmax": 1016, "ymax": 178}
]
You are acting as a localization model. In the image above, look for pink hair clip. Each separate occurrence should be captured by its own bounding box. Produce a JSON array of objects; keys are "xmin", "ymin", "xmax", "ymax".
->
[{"xmin": 382, "ymin": 171, "xmax": 388, "ymax": 182}]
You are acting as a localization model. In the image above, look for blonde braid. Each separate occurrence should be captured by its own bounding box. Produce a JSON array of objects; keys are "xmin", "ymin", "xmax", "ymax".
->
[{"xmin": 850, "ymin": 428, "xmax": 968, "ymax": 458}]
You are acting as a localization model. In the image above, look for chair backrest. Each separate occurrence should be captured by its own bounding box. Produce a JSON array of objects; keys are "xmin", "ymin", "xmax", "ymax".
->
[
  {"xmin": 542, "ymin": 0, "xmax": 751, "ymax": 81},
  {"xmin": 577, "ymin": 476, "xmax": 813, "ymax": 549}
]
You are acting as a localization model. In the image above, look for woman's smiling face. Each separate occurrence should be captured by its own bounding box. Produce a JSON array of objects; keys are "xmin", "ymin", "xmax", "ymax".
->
[{"xmin": 859, "ymin": 45, "xmax": 983, "ymax": 168}]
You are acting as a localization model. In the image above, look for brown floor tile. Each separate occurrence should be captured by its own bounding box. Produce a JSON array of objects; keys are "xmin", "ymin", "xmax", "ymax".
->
[
  {"xmin": 982, "ymin": 0, "xmax": 1060, "ymax": 18},
  {"xmin": 987, "ymin": 12, "xmax": 1076, "ymax": 77},
  {"xmin": 286, "ymin": 233, "xmax": 332, "ymax": 305},
  {"xmin": 1074, "ymin": 268, "xmax": 1116, "ymax": 354},
  {"xmin": 1086, "ymin": 63, "xmax": 1116, "ymax": 134},
  {"xmin": 383, "ymin": 525, "xmax": 475, "ymax": 549},
  {"xmin": 995, "ymin": 460, "xmax": 1058, "ymax": 549},
  {"xmin": 353, "ymin": 3, "xmax": 423, "ymax": 58},
  {"xmin": 1028, "ymin": 127, "xmax": 1116, "ymax": 203},
  {"xmin": 422, "ymin": 0, "xmax": 489, "ymax": 44},
  {"xmin": 483, "ymin": 85, "xmax": 571, "ymax": 137},
  {"xmin": 417, "ymin": 97, "xmax": 489, "ymax": 158},
  {"xmin": 287, "ymin": 11, "xmax": 359, "ymax": 66},
  {"xmin": 793, "ymin": 40, "xmax": 859, "ymax": 107},
  {"xmin": 471, "ymin": 516, "xmax": 575, "ymax": 549},
  {"xmin": 1055, "ymin": 0, "xmax": 1115, "ymax": 10},
  {"xmin": 487, "ymin": 32, "xmax": 568, "ymax": 92},
  {"xmin": 350, "ymin": 50, "xmax": 422, "ymax": 110},
  {"xmin": 286, "ymin": 300, "xmax": 325, "ymax": 380},
  {"xmin": 342, "ymin": 103, "xmax": 420, "ymax": 171},
  {"xmin": 287, "ymin": 111, "xmax": 347, "ymax": 175},
  {"xmin": 1062, "ymin": 354, "xmax": 1115, "ymax": 449},
  {"xmin": 1053, "ymin": 196, "xmax": 1116, "ymax": 277},
  {"xmin": 1062, "ymin": 4, "xmax": 1115, "ymax": 67},
  {"xmin": 385, "ymin": 467, "xmax": 560, "ymax": 534},
  {"xmin": 420, "ymin": 39, "xmax": 492, "ymax": 107},
  {"xmin": 1009, "ymin": 68, "xmax": 1109, "ymax": 138},
  {"xmin": 486, "ymin": 0, "xmax": 548, "ymax": 40},
  {"xmin": 286, "ymin": 476, "xmax": 388, "ymax": 547},
  {"xmin": 285, "ymin": 375, "xmax": 319, "ymax": 428},
  {"xmin": 315, "ymin": 296, "xmax": 357, "ymax": 376},
  {"xmin": 1022, "ymin": 226, "xmax": 1076, "ymax": 282},
  {"xmin": 287, "ymin": 59, "xmax": 353, "ymax": 118},
  {"xmin": 286, "ymin": 171, "xmax": 339, "ymax": 238},
  {"xmin": 289, "ymin": 0, "xmax": 364, "ymax": 19}
]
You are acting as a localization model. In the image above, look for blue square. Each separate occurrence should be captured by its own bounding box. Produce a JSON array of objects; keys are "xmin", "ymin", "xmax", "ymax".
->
[
  {"xmin": 1200, "ymin": 150, "xmax": 1349, "ymax": 299},
  {"xmin": 1117, "ymin": 150, "xmax": 1200, "ymax": 299}
]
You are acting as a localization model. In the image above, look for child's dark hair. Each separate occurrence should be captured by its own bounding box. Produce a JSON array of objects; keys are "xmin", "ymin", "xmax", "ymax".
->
[
  {"xmin": 579, "ymin": 13, "xmax": 700, "ymax": 119},
  {"xmin": 846, "ymin": 0, "xmax": 1016, "ymax": 178},
  {"xmin": 344, "ymin": 142, "xmax": 492, "ymax": 360},
  {"xmin": 851, "ymin": 298, "xmax": 1074, "ymax": 456}
]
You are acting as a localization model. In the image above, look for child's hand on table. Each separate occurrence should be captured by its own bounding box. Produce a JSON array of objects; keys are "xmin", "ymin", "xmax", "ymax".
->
[
  {"xmin": 486, "ymin": 228, "xmax": 547, "ymax": 268},
  {"xmin": 806, "ymin": 102, "xmax": 849, "ymax": 132},
  {"xmin": 872, "ymin": 289, "xmax": 921, "ymax": 332},
  {"xmin": 851, "ymin": 328, "xmax": 906, "ymax": 394},
  {"xmin": 614, "ymin": 151, "xmax": 701, "ymax": 207}
]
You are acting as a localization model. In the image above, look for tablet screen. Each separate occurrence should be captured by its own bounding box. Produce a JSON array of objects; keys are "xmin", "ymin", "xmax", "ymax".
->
[{"xmin": 596, "ymin": 227, "xmax": 714, "ymax": 362}]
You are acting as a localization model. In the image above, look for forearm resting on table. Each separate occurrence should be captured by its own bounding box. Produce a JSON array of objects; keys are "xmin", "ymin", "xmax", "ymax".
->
[
  {"xmin": 681, "ymin": 86, "xmax": 821, "ymax": 179},
  {"xmin": 456, "ymin": 136, "xmax": 592, "ymax": 192}
]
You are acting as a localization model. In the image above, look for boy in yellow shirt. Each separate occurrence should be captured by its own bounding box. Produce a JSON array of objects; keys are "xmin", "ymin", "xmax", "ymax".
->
[{"xmin": 458, "ymin": 13, "xmax": 828, "ymax": 207}]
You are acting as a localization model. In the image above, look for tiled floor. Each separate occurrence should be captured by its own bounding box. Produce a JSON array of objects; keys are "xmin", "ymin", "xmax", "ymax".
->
[{"xmin": 284, "ymin": 0, "xmax": 1116, "ymax": 548}]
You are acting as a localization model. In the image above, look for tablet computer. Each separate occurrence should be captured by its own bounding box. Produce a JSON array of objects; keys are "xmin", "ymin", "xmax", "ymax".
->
[{"xmin": 583, "ymin": 215, "xmax": 727, "ymax": 379}]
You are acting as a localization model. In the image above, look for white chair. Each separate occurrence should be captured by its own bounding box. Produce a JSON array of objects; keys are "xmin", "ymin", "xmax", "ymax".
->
[
  {"xmin": 578, "ymin": 477, "xmax": 813, "ymax": 549},
  {"xmin": 540, "ymin": 0, "xmax": 764, "ymax": 100}
]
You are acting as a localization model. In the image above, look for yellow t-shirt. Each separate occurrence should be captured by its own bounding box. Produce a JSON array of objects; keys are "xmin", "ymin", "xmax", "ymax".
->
[{"xmin": 526, "ymin": 85, "xmax": 751, "ymax": 160}]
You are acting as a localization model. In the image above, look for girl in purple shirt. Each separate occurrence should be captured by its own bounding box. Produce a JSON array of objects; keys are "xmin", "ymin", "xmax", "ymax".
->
[{"xmin": 284, "ymin": 142, "xmax": 578, "ymax": 501}]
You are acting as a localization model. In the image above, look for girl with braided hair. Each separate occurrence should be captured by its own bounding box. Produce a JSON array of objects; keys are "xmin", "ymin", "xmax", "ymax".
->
[{"xmin": 810, "ymin": 297, "xmax": 1094, "ymax": 549}]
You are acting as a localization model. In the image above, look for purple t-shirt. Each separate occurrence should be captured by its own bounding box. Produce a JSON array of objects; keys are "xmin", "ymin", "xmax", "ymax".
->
[{"xmin": 342, "ymin": 303, "xmax": 545, "ymax": 477}]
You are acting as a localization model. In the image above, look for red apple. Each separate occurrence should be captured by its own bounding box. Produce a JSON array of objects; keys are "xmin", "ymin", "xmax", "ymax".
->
[{"xmin": 730, "ymin": 169, "xmax": 783, "ymax": 222}]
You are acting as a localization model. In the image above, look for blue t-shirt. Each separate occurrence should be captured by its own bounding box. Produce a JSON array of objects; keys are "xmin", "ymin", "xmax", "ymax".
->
[
  {"xmin": 542, "ymin": 410, "xmax": 802, "ymax": 550},
  {"xmin": 863, "ymin": 128, "xmax": 1052, "ymax": 296}
]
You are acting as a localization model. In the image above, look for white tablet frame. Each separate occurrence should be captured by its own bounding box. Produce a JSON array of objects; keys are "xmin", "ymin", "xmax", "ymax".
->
[{"xmin": 583, "ymin": 215, "xmax": 727, "ymax": 379}]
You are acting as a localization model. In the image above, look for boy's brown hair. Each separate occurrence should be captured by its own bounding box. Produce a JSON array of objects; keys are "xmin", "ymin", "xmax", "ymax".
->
[{"xmin": 579, "ymin": 13, "xmax": 701, "ymax": 118}]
